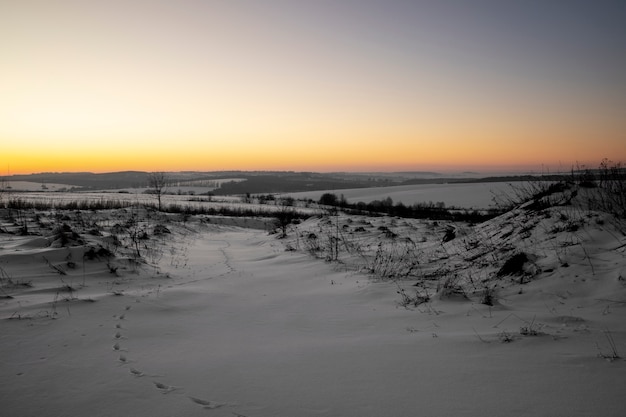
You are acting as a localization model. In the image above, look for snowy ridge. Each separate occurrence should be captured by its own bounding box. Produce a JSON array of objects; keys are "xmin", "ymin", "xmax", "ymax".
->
[{"xmin": 1, "ymin": 185, "xmax": 625, "ymax": 416}]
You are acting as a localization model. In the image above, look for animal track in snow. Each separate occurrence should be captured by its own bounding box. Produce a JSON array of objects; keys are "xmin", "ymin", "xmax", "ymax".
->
[
  {"xmin": 118, "ymin": 354, "xmax": 134, "ymax": 364},
  {"xmin": 129, "ymin": 367, "xmax": 163, "ymax": 378},
  {"xmin": 108, "ymin": 293, "xmax": 235, "ymax": 413},
  {"xmin": 153, "ymin": 381, "xmax": 179, "ymax": 394},
  {"xmin": 112, "ymin": 342, "xmax": 126, "ymax": 351},
  {"xmin": 188, "ymin": 396, "xmax": 226, "ymax": 409}
]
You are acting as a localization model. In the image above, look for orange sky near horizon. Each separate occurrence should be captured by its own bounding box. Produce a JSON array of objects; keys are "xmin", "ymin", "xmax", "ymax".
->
[{"xmin": 1, "ymin": 1, "xmax": 625, "ymax": 175}]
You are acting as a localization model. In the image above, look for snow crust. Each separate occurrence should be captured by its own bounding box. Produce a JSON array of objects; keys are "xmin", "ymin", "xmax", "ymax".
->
[{"xmin": 1, "ymin": 198, "xmax": 625, "ymax": 416}]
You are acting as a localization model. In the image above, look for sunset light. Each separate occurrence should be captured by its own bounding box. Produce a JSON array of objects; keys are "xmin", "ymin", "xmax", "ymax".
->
[{"xmin": 1, "ymin": 1, "xmax": 624, "ymax": 175}]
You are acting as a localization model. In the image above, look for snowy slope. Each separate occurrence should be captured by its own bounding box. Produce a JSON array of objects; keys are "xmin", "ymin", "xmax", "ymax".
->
[{"xmin": 1, "ymin": 190, "xmax": 625, "ymax": 416}]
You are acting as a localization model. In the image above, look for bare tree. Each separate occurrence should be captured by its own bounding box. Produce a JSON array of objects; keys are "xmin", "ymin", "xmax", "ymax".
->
[
  {"xmin": 274, "ymin": 200, "xmax": 296, "ymax": 238},
  {"xmin": 148, "ymin": 171, "xmax": 168, "ymax": 211},
  {"xmin": 0, "ymin": 177, "xmax": 6, "ymax": 208}
]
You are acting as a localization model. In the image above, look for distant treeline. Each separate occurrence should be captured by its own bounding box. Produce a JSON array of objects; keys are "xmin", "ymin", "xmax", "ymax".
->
[
  {"xmin": 213, "ymin": 173, "xmax": 377, "ymax": 195},
  {"xmin": 316, "ymin": 193, "xmax": 505, "ymax": 223},
  {"xmin": 398, "ymin": 174, "xmax": 569, "ymax": 186},
  {"xmin": 3, "ymin": 197, "xmax": 310, "ymax": 221}
]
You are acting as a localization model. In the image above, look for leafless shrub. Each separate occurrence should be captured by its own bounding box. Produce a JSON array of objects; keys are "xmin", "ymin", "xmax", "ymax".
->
[
  {"xmin": 480, "ymin": 285, "xmax": 497, "ymax": 306},
  {"xmin": 0, "ymin": 265, "xmax": 33, "ymax": 298},
  {"xmin": 590, "ymin": 159, "xmax": 626, "ymax": 220},
  {"xmin": 396, "ymin": 283, "xmax": 430, "ymax": 308},
  {"xmin": 596, "ymin": 329, "xmax": 621, "ymax": 361},
  {"xmin": 519, "ymin": 316, "xmax": 542, "ymax": 336},
  {"xmin": 147, "ymin": 172, "xmax": 169, "ymax": 211},
  {"xmin": 369, "ymin": 239, "xmax": 420, "ymax": 280},
  {"xmin": 492, "ymin": 177, "xmax": 572, "ymax": 212},
  {"xmin": 498, "ymin": 330, "xmax": 514, "ymax": 343},
  {"xmin": 274, "ymin": 203, "xmax": 296, "ymax": 238},
  {"xmin": 437, "ymin": 273, "xmax": 467, "ymax": 299}
]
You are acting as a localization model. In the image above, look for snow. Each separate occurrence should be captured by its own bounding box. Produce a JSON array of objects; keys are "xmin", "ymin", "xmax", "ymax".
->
[
  {"xmin": 286, "ymin": 182, "xmax": 516, "ymax": 208},
  {"xmin": 1, "ymin": 190, "xmax": 625, "ymax": 416},
  {"xmin": 0, "ymin": 181, "xmax": 78, "ymax": 192}
]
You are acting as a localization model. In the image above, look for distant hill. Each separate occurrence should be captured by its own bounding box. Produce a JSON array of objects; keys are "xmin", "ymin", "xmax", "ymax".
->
[
  {"xmin": 3, "ymin": 171, "xmax": 151, "ymax": 190},
  {"xmin": 212, "ymin": 172, "xmax": 378, "ymax": 195},
  {"xmin": 1, "ymin": 171, "xmax": 391, "ymax": 193},
  {"xmin": 1, "ymin": 170, "xmax": 569, "ymax": 194}
]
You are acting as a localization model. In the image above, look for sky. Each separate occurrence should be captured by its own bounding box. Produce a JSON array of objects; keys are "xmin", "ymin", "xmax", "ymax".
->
[{"xmin": 1, "ymin": 0, "xmax": 625, "ymax": 175}]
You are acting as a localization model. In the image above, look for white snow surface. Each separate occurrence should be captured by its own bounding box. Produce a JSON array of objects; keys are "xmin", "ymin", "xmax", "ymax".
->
[
  {"xmin": 1, "ymin": 199, "xmax": 625, "ymax": 416},
  {"xmin": 286, "ymin": 182, "xmax": 515, "ymax": 208}
]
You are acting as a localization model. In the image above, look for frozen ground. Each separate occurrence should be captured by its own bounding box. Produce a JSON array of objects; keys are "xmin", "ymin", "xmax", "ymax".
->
[
  {"xmin": 0, "ymin": 186, "xmax": 625, "ymax": 416},
  {"xmin": 286, "ymin": 182, "xmax": 515, "ymax": 208},
  {"xmin": 8, "ymin": 180, "xmax": 514, "ymax": 209}
]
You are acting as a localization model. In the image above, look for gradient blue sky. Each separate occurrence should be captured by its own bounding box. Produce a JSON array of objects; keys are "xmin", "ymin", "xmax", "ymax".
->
[{"xmin": 1, "ymin": 0, "xmax": 625, "ymax": 174}]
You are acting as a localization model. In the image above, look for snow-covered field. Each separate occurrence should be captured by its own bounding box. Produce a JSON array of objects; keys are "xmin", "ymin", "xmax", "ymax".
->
[
  {"xmin": 1, "ymin": 181, "xmax": 79, "ymax": 192},
  {"xmin": 7, "ymin": 180, "xmax": 515, "ymax": 209},
  {"xmin": 287, "ymin": 182, "xmax": 515, "ymax": 208},
  {"xmin": 1, "ymin": 184, "xmax": 625, "ymax": 416},
  {"xmin": 2, "ymin": 191, "xmax": 242, "ymax": 207}
]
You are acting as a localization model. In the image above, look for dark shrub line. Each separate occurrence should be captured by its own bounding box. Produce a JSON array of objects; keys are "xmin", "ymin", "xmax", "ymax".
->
[
  {"xmin": 5, "ymin": 197, "xmax": 310, "ymax": 221},
  {"xmin": 316, "ymin": 193, "xmax": 505, "ymax": 223},
  {"xmin": 7, "ymin": 198, "xmax": 133, "ymax": 211}
]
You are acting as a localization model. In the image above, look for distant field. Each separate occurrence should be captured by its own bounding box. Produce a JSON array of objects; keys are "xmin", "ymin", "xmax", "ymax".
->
[
  {"xmin": 3, "ymin": 181, "xmax": 519, "ymax": 210},
  {"xmin": 286, "ymin": 182, "xmax": 515, "ymax": 209},
  {"xmin": 1, "ymin": 181, "xmax": 78, "ymax": 192}
]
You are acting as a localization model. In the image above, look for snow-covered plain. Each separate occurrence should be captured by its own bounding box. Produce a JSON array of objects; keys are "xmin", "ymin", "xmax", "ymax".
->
[
  {"xmin": 286, "ymin": 182, "xmax": 515, "ymax": 208},
  {"xmin": 8, "ymin": 180, "xmax": 514, "ymax": 209},
  {"xmin": 1, "ymin": 185, "xmax": 625, "ymax": 417}
]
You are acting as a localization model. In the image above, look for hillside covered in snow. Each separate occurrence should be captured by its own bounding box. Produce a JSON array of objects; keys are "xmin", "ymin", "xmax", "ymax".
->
[{"xmin": 1, "ymin": 174, "xmax": 625, "ymax": 416}]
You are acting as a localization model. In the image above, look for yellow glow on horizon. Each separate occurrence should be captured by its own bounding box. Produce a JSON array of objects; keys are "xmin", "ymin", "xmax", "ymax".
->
[
  {"xmin": 2, "ymin": 2, "xmax": 624, "ymax": 176},
  {"xmin": 3, "ymin": 59, "xmax": 624, "ymax": 175},
  {"xmin": 4, "ymin": 123, "xmax": 624, "ymax": 175}
]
